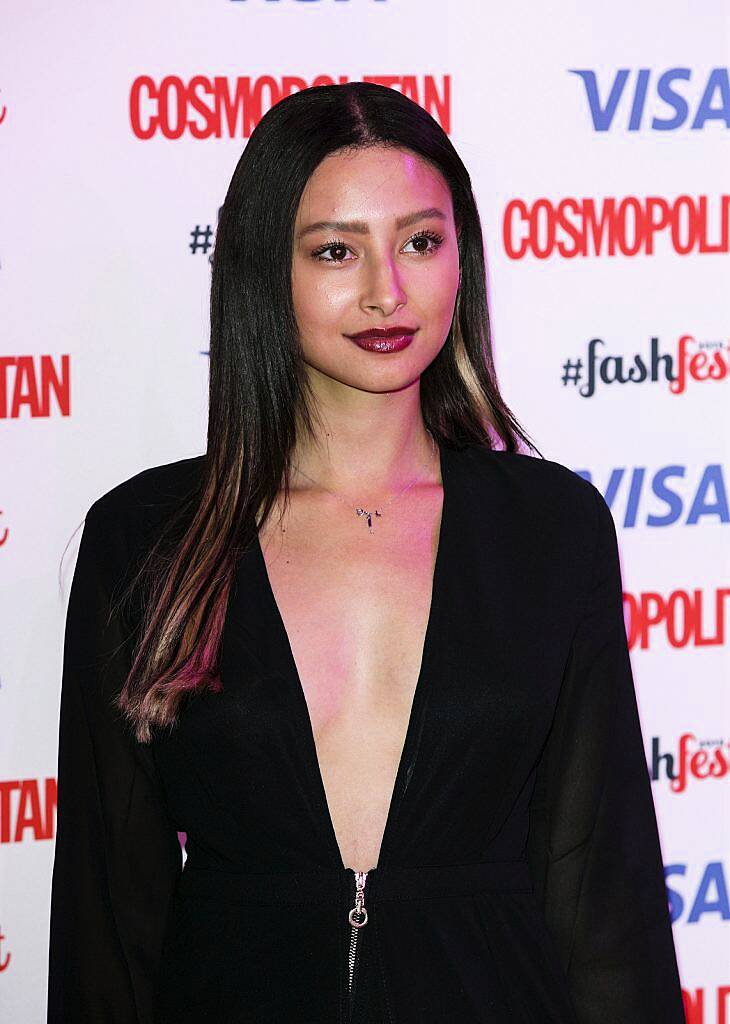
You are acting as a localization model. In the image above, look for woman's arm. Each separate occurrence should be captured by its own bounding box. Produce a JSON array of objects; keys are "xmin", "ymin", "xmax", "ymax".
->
[
  {"xmin": 526, "ymin": 482, "xmax": 686, "ymax": 1022},
  {"xmin": 47, "ymin": 499, "xmax": 183, "ymax": 1023}
]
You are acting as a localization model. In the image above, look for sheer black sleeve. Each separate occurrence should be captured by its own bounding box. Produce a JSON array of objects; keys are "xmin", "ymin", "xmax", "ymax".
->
[
  {"xmin": 526, "ymin": 483, "xmax": 686, "ymax": 1022},
  {"xmin": 47, "ymin": 498, "xmax": 183, "ymax": 1023}
]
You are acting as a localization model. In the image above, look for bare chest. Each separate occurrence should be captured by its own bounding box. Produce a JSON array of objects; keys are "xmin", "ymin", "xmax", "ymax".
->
[{"xmin": 257, "ymin": 484, "xmax": 444, "ymax": 872}]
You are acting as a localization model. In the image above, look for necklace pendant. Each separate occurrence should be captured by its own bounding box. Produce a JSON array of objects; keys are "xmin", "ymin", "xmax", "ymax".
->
[{"xmin": 355, "ymin": 508, "xmax": 383, "ymax": 533}]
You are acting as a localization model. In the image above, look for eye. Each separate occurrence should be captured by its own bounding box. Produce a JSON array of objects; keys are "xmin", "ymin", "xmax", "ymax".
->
[
  {"xmin": 402, "ymin": 229, "xmax": 445, "ymax": 255},
  {"xmin": 311, "ymin": 239, "xmax": 353, "ymax": 264},
  {"xmin": 310, "ymin": 229, "xmax": 446, "ymax": 264}
]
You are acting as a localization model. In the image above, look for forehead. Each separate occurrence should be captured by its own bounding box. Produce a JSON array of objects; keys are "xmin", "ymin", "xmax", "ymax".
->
[{"xmin": 295, "ymin": 145, "xmax": 453, "ymax": 225}]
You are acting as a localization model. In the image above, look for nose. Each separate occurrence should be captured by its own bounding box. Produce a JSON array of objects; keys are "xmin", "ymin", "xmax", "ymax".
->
[{"xmin": 360, "ymin": 255, "xmax": 407, "ymax": 317}]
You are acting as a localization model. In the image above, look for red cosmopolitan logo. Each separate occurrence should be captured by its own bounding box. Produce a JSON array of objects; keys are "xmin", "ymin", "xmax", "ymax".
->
[
  {"xmin": 0, "ymin": 778, "xmax": 56, "ymax": 843},
  {"xmin": 0, "ymin": 925, "xmax": 9, "ymax": 973},
  {"xmin": 651, "ymin": 735, "xmax": 730, "ymax": 794},
  {"xmin": 683, "ymin": 985, "xmax": 730, "ymax": 1023},
  {"xmin": 503, "ymin": 194, "xmax": 730, "ymax": 258},
  {"xmin": 129, "ymin": 74, "xmax": 451, "ymax": 139},
  {"xmin": 0, "ymin": 355, "xmax": 70, "ymax": 418},
  {"xmin": 626, "ymin": 587, "xmax": 730, "ymax": 650}
]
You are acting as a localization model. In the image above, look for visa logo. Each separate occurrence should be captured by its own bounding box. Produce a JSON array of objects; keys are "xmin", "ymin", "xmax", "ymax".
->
[
  {"xmin": 665, "ymin": 861, "xmax": 730, "ymax": 924},
  {"xmin": 574, "ymin": 465, "xmax": 729, "ymax": 527},
  {"xmin": 569, "ymin": 67, "xmax": 730, "ymax": 131}
]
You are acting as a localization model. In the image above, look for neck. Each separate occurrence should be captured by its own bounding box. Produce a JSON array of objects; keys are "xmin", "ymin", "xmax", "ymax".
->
[{"xmin": 289, "ymin": 420, "xmax": 438, "ymax": 498}]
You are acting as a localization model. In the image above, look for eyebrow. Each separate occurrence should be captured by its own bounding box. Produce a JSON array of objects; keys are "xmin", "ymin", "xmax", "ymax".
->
[{"xmin": 296, "ymin": 206, "xmax": 447, "ymax": 240}]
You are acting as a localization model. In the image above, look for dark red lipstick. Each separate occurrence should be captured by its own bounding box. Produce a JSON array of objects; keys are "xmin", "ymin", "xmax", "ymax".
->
[{"xmin": 343, "ymin": 325, "xmax": 417, "ymax": 353}]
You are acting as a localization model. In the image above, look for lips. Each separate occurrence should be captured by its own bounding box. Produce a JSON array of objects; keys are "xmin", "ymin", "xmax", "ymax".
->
[
  {"xmin": 344, "ymin": 326, "xmax": 417, "ymax": 341},
  {"xmin": 344, "ymin": 326, "xmax": 417, "ymax": 353}
]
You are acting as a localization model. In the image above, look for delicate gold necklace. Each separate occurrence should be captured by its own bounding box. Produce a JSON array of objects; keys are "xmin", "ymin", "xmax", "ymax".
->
[{"xmin": 291, "ymin": 430, "xmax": 438, "ymax": 535}]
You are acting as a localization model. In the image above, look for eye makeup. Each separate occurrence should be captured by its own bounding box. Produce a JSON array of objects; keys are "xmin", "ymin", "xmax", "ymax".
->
[{"xmin": 310, "ymin": 229, "xmax": 445, "ymax": 264}]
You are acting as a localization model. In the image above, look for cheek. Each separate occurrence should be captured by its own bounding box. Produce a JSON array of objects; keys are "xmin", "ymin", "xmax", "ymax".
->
[
  {"xmin": 292, "ymin": 266, "xmax": 353, "ymax": 332},
  {"xmin": 413, "ymin": 264, "xmax": 460, "ymax": 324}
]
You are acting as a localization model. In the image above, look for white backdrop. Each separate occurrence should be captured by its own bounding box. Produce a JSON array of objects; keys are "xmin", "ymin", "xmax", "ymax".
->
[{"xmin": 2, "ymin": 1, "xmax": 729, "ymax": 1020}]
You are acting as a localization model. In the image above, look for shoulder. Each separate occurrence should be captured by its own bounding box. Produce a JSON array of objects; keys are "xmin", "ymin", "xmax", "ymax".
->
[
  {"xmin": 460, "ymin": 443, "xmax": 604, "ymax": 519},
  {"xmin": 457, "ymin": 443, "xmax": 613, "ymax": 566},
  {"xmin": 89, "ymin": 453, "xmax": 205, "ymax": 517},
  {"xmin": 83, "ymin": 453, "xmax": 207, "ymax": 555},
  {"xmin": 70, "ymin": 454, "xmax": 207, "ymax": 624}
]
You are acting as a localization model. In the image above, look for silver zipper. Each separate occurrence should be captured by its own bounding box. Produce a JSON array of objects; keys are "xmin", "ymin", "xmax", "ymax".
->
[{"xmin": 347, "ymin": 870, "xmax": 369, "ymax": 994}]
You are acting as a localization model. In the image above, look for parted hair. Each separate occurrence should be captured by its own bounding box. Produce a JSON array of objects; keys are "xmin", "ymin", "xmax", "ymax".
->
[{"xmin": 111, "ymin": 81, "xmax": 539, "ymax": 742}]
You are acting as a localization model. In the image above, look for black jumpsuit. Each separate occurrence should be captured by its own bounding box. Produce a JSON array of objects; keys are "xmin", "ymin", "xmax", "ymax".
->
[{"xmin": 47, "ymin": 441, "xmax": 686, "ymax": 1023}]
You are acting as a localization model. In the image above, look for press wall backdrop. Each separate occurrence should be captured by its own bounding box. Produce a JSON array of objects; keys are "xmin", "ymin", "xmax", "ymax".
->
[{"xmin": 2, "ymin": 1, "xmax": 729, "ymax": 1021}]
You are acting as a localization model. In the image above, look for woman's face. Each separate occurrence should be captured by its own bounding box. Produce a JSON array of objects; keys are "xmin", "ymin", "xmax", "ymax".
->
[{"xmin": 291, "ymin": 144, "xmax": 461, "ymax": 396}]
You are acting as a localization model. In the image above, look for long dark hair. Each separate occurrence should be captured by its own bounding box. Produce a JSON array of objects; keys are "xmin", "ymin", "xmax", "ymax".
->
[{"xmin": 115, "ymin": 81, "xmax": 541, "ymax": 743}]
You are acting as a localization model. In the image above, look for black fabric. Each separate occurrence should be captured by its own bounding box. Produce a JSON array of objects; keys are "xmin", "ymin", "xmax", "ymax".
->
[{"xmin": 47, "ymin": 442, "xmax": 686, "ymax": 1023}]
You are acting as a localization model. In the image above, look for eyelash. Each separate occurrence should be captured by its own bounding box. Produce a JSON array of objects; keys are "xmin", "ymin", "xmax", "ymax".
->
[{"xmin": 310, "ymin": 229, "xmax": 445, "ymax": 264}]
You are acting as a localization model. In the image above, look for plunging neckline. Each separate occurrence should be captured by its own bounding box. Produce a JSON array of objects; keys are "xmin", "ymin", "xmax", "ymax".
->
[{"xmin": 253, "ymin": 441, "xmax": 450, "ymax": 873}]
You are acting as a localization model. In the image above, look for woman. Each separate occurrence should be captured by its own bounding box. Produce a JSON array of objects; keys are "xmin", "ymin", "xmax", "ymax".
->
[{"xmin": 47, "ymin": 82, "xmax": 685, "ymax": 1023}]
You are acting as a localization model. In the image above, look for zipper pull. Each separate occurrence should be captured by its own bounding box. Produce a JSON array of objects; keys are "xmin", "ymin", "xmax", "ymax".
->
[{"xmin": 348, "ymin": 870, "xmax": 369, "ymax": 928}]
